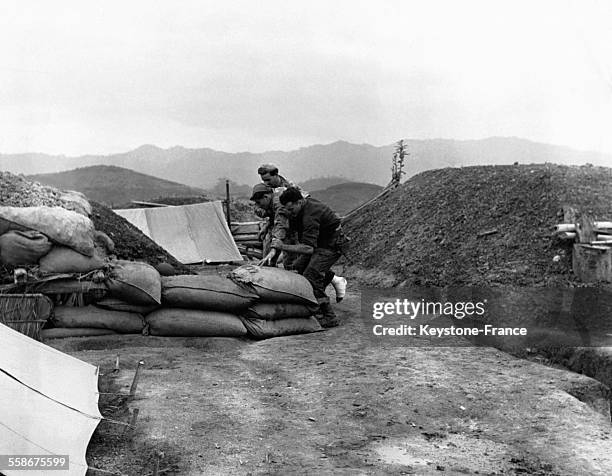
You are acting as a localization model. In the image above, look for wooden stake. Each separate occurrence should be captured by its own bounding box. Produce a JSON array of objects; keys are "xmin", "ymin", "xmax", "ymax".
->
[
  {"xmin": 129, "ymin": 408, "xmax": 139, "ymax": 429},
  {"xmin": 129, "ymin": 361, "xmax": 145, "ymax": 399},
  {"xmin": 122, "ymin": 408, "xmax": 140, "ymax": 437}
]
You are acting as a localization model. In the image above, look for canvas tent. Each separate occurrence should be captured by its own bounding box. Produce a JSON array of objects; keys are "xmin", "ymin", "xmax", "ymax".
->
[
  {"xmin": 115, "ymin": 201, "xmax": 243, "ymax": 264},
  {"xmin": 0, "ymin": 322, "xmax": 102, "ymax": 476}
]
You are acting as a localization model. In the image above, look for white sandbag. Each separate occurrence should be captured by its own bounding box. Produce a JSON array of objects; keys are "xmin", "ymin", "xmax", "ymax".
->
[
  {"xmin": 106, "ymin": 260, "xmax": 162, "ymax": 306},
  {"xmin": 242, "ymin": 302, "xmax": 317, "ymax": 321},
  {"xmin": 41, "ymin": 327, "xmax": 118, "ymax": 339},
  {"xmin": 161, "ymin": 274, "xmax": 259, "ymax": 311},
  {"xmin": 59, "ymin": 190, "xmax": 92, "ymax": 216},
  {"xmin": 0, "ymin": 230, "xmax": 52, "ymax": 265},
  {"xmin": 53, "ymin": 305, "xmax": 145, "ymax": 333},
  {"xmin": 229, "ymin": 265, "xmax": 317, "ymax": 305},
  {"xmin": 239, "ymin": 316, "xmax": 322, "ymax": 339},
  {"xmin": 145, "ymin": 308, "xmax": 247, "ymax": 337},
  {"xmin": 39, "ymin": 245, "xmax": 107, "ymax": 274},
  {"xmin": 0, "ymin": 206, "xmax": 95, "ymax": 256}
]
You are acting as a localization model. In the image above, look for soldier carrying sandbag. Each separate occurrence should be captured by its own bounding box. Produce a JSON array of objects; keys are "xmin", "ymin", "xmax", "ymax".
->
[
  {"xmin": 251, "ymin": 166, "xmax": 347, "ymax": 304},
  {"xmin": 269, "ymin": 186, "xmax": 348, "ymax": 328}
]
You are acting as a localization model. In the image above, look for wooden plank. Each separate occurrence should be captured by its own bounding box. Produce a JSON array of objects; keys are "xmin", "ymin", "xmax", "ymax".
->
[
  {"xmin": 231, "ymin": 221, "xmax": 265, "ymax": 235},
  {"xmin": 234, "ymin": 240, "xmax": 263, "ymax": 247},
  {"xmin": 233, "ymin": 234, "xmax": 261, "ymax": 242},
  {"xmin": 130, "ymin": 200, "xmax": 171, "ymax": 207},
  {"xmin": 1, "ymin": 279, "xmax": 107, "ymax": 295},
  {"xmin": 555, "ymin": 221, "xmax": 612, "ymax": 233}
]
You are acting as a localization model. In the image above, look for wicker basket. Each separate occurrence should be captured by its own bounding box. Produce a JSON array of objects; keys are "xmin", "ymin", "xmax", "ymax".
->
[{"xmin": 0, "ymin": 293, "xmax": 53, "ymax": 341}]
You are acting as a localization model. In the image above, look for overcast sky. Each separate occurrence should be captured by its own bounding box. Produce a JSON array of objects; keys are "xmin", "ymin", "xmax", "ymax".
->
[{"xmin": 1, "ymin": 0, "xmax": 611, "ymax": 156}]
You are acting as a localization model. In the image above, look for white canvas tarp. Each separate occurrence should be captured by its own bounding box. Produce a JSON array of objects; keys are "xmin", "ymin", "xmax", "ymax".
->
[
  {"xmin": 0, "ymin": 323, "xmax": 102, "ymax": 476},
  {"xmin": 115, "ymin": 201, "xmax": 242, "ymax": 264}
]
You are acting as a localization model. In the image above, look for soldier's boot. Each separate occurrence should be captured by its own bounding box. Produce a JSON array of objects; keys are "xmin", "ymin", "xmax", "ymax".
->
[{"xmin": 317, "ymin": 301, "xmax": 339, "ymax": 328}]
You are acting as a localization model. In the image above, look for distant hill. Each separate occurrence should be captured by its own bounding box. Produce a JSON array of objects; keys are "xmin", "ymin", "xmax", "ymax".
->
[
  {"xmin": 309, "ymin": 182, "xmax": 383, "ymax": 216},
  {"xmin": 298, "ymin": 176, "xmax": 349, "ymax": 192},
  {"xmin": 27, "ymin": 165, "xmax": 206, "ymax": 207},
  {"xmin": 4, "ymin": 137, "xmax": 612, "ymax": 189}
]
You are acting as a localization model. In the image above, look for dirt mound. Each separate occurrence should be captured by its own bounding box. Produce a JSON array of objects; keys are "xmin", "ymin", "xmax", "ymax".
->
[
  {"xmin": 0, "ymin": 171, "xmax": 77, "ymax": 207},
  {"xmin": 343, "ymin": 164, "xmax": 612, "ymax": 287},
  {"xmin": 0, "ymin": 171, "xmax": 189, "ymax": 273}
]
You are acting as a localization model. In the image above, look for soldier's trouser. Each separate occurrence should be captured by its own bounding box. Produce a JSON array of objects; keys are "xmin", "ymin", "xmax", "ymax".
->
[{"xmin": 293, "ymin": 247, "xmax": 341, "ymax": 304}]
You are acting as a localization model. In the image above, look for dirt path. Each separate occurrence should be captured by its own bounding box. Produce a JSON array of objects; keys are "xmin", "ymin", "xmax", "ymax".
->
[{"xmin": 50, "ymin": 292, "xmax": 612, "ymax": 475}]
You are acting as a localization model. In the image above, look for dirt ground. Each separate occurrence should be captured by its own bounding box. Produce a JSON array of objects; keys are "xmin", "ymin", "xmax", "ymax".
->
[{"xmin": 48, "ymin": 290, "xmax": 612, "ymax": 476}]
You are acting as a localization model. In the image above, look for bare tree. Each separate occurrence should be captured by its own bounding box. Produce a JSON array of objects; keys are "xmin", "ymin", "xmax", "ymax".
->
[{"xmin": 390, "ymin": 139, "xmax": 408, "ymax": 187}]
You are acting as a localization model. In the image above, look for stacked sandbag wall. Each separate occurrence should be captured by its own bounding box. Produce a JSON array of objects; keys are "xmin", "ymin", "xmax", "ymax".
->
[
  {"xmin": 229, "ymin": 264, "xmax": 323, "ymax": 338},
  {"xmin": 145, "ymin": 274, "xmax": 256, "ymax": 337},
  {"xmin": 0, "ymin": 192, "xmax": 142, "ymax": 339},
  {"xmin": 0, "ymin": 200, "xmax": 323, "ymax": 340},
  {"xmin": 40, "ymin": 263, "xmax": 325, "ymax": 340},
  {"xmin": 46, "ymin": 259, "xmax": 163, "ymax": 337}
]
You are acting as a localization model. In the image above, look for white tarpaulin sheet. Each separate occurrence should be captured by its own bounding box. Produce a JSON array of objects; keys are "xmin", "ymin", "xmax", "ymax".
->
[
  {"xmin": 0, "ymin": 323, "xmax": 102, "ymax": 476},
  {"xmin": 116, "ymin": 201, "xmax": 242, "ymax": 264}
]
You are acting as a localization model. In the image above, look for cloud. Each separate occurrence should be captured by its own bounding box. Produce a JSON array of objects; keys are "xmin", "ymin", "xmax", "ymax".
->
[{"xmin": 0, "ymin": 0, "xmax": 611, "ymax": 155}]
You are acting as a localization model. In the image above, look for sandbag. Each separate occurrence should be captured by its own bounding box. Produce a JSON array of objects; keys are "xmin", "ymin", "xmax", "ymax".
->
[
  {"xmin": 0, "ymin": 217, "xmax": 29, "ymax": 235},
  {"xmin": 0, "ymin": 230, "xmax": 52, "ymax": 265},
  {"xmin": 41, "ymin": 327, "xmax": 118, "ymax": 339},
  {"xmin": 94, "ymin": 230, "xmax": 115, "ymax": 254},
  {"xmin": 239, "ymin": 316, "xmax": 322, "ymax": 339},
  {"xmin": 39, "ymin": 245, "xmax": 107, "ymax": 274},
  {"xmin": 0, "ymin": 206, "xmax": 95, "ymax": 256},
  {"xmin": 145, "ymin": 308, "xmax": 247, "ymax": 337},
  {"xmin": 59, "ymin": 190, "xmax": 92, "ymax": 217},
  {"xmin": 242, "ymin": 302, "xmax": 317, "ymax": 321},
  {"xmin": 53, "ymin": 305, "xmax": 145, "ymax": 333},
  {"xmin": 106, "ymin": 260, "xmax": 162, "ymax": 306},
  {"xmin": 94, "ymin": 297, "xmax": 159, "ymax": 315},
  {"xmin": 229, "ymin": 265, "xmax": 317, "ymax": 305},
  {"xmin": 156, "ymin": 262, "xmax": 177, "ymax": 276},
  {"xmin": 161, "ymin": 274, "xmax": 259, "ymax": 311}
]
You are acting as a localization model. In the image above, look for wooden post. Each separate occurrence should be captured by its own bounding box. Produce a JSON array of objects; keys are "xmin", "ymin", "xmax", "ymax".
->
[
  {"xmin": 573, "ymin": 243, "xmax": 612, "ymax": 282},
  {"xmin": 129, "ymin": 360, "xmax": 145, "ymax": 399},
  {"xmin": 575, "ymin": 214, "xmax": 596, "ymax": 243},
  {"xmin": 225, "ymin": 179, "xmax": 231, "ymax": 228}
]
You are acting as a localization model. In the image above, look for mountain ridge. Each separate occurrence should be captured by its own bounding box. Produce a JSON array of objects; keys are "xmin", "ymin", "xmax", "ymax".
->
[{"xmin": 3, "ymin": 137, "xmax": 611, "ymax": 189}]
